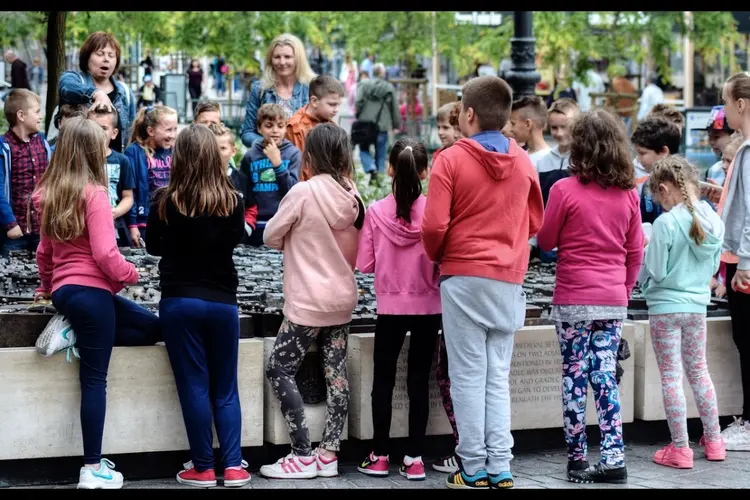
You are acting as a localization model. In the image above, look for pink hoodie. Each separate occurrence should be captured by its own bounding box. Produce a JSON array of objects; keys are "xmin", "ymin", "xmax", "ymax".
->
[
  {"xmin": 35, "ymin": 184, "xmax": 139, "ymax": 295},
  {"xmin": 357, "ymin": 194, "xmax": 441, "ymax": 315},
  {"xmin": 264, "ymin": 174, "xmax": 361, "ymax": 327}
]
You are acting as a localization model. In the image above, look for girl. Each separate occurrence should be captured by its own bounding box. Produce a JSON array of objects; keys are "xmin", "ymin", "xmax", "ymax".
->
[
  {"xmin": 355, "ymin": 138, "xmax": 441, "ymax": 481},
  {"xmin": 641, "ymin": 155, "xmax": 726, "ymax": 468},
  {"xmin": 536, "ymin": 109, "xmax": 644, "ymax": 484},
  {"xmin": 124, "ymin": 105, "xmax": 178, "ymax": 248},
  {"xmin": 717, "ymin": 72, "xmax": 750, "ymax": 450},
  {"xmin": 146, "ymin": 124, "xmax": 250, "ymax": 488},
  {"xmin": 260, "ymin": 123, "xmax": 364, "ymax": 480},
  {"xmin": 33, "ymin": 117, "xmax": 160, "ymax": 489}
]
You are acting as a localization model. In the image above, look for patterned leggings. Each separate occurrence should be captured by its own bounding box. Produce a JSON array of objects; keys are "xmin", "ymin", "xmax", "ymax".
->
[
  {"xmin": 436, "ymin": 333, "xmax": 459, "ymax": 447},
  {"xmin": 557, "ymin": 319, "xmax": 625, "ymax": 466},
  {"xmin": 650, "ymin": 313, "xmax": 721, "ymax": 446},
  {"xmin": 265, "ymin": 318, "xmax": 350, "ymax": 456}
]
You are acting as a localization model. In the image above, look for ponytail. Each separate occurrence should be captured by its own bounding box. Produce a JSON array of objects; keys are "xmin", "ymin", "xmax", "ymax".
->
[
  {"xmin": 389, "ymin": 138, "xmax": 428, "ymax": 223},
  {"xmin": 129, "ymin": 104, "xmax": 177, "ymax": 158}
]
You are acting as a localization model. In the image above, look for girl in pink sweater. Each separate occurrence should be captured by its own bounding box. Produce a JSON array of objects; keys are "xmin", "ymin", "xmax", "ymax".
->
[
  {"xmin": 537, "ymin": 109, "xmax": 644, "ymax": 485},
  {"xmin": 260, "ymin": 123, "xmax": 365, "ymax": 480},
  {"xmin": 33, "ymin": 117, "xmax": 160, "ymax": 489},
  {"xmin": 355, "ymin": 138, "xmax": 441, "ymax": 481}
]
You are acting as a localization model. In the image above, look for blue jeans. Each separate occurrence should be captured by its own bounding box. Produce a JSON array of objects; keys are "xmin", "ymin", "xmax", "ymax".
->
[
  {"xmin": 1, "ymin": 232, "xmax": 40, "ymax": 258},
  {"xmin": 359, "ymin": 132, "xmax": 388, "ymax": 174},
  {"xmin": 50, "ymin": 285, "xmax": 161, "ymax": 463},
  {"xmin": 160, "ymin": 297, "xmax": 243, "ymax": 471}
]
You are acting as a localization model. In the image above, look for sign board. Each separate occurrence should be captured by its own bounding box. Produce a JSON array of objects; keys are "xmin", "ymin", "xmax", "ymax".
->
[
  {"xmin": 161, "ymin": 73, "xmax": 187, "ymax": 122},
  {"xmin": 684, "ymin": 107, "xmax": 717, "ymax": 176}
]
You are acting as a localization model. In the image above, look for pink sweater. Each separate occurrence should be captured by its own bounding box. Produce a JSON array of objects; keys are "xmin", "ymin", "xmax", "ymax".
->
[
  {"xmin": 357, "ymin": 194, "xmax": 441, "ymax": 315},
  {"xmin": 536, "ymin": 177, "xmax": 644, "ymax": 307},
  {"xmin": 263, "ymin": 174, "xmax": 361, "ymax": 327},
  {"xmin": 36, "ymin": 185, "xmax": 139, "ymax": 295}
]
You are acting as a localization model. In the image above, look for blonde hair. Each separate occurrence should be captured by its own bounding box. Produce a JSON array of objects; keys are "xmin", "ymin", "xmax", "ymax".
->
[
  {"xmin": 724, "ymin": 134, "xmax": 744, "ymax": 160},
  {"xmin": 207, "ymin": 122, "xmax": 234, "ymax": 143},
  {"xmin": 261, "ymin": 33, "xmax": 315, "ymax": 91},
  {"xmin": 725, "ymin": 72, "xmax": 750, "ymax": 102},
  {"xmin": 156, "ymin": 124, "xmax": 238, "ymax": 221},
  {"xmin": 35, "ymin": 117, "xmax": 108, "ymax": 241},
  {"xmin": 649, "ymin": 155, "xmax": 705, "ymax": 245},
  {"xmin": 129, "ymin": 105, "xmax": 178, "ymax": 158}
]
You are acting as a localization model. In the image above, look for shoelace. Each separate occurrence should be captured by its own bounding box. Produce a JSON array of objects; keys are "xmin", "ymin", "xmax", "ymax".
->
[
  {"xmin": 65, "ymin": 346, "xmax": 80, "ymax": 363},
  {"xmin": 182, "ymin": 459, "xmax": 248, "ymax": 470}
]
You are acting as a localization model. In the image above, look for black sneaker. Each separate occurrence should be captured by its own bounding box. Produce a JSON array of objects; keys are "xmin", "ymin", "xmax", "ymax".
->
[
  {"xmin": 567, "ymin": 459, "xmax": 590, "ymax": 473},
  {"xmin": 445, "ymin": 469, "xmax": 490, "ymax": 489},
  {"xmin": 488, "ymin": 472, "xmax": 514, "ymax": 489},
  {"xmin": 432, "ymin": 455, "xmax": 460, "ymax": 473},
  {"xmin": 568, "ymin": 463, "xmax": 627, "ymax": 484}
]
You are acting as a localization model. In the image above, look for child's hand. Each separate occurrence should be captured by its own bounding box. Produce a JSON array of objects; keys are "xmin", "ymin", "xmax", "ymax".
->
[
  {"xmin": 732, "ymin": 269, "xmax": 750, "ymax": 293},
  {"xmin": 714, "ymin": 283, "xmax": 727, "ymax": 299},
  {"xmin": 6, "ymin": 225, "xmax": 23, "ymax": 240},
  {"xmin": 263, "ymin": 141, "xmax": 282, "ymax": 167},
  {"xmin": 130, "ymin": 227, "xmax": 143, "ymax": 248}
]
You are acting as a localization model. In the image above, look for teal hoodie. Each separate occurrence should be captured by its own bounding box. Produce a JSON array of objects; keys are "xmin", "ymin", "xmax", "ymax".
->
[{"xmin": 642, "ymin": 200, "xmax": 725, "ymax": 315}]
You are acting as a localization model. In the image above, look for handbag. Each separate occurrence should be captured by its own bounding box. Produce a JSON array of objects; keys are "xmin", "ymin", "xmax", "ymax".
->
[{"xmin": 351, "ymin": 92, "xmax": 392, "ymax": 147}]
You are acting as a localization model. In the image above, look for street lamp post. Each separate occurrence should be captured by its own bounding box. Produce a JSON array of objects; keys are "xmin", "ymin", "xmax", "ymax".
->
[{"xmin": 505, "ymin": 12, "xmax": 541, "ymax": 98}]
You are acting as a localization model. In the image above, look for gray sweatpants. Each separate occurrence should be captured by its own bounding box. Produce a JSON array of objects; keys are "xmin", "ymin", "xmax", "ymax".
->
[{"xmin": 441, "ymin": 276, "xmax": 526, "ymax": 476}]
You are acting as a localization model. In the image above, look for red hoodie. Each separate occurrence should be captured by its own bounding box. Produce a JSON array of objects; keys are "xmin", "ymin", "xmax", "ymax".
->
[{"xmin": 421, "ymin": 137, "xmax": 544, "ymax": 284}]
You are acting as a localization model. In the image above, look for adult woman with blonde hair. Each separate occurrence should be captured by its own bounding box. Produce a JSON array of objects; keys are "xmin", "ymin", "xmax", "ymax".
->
[
  {"xmin": 239, "ymin": 33, "xmax": 315, "ymax": 147},
  {"xmin": 34, "ymin": 117, "xmax": 161, "ymax": 489}
]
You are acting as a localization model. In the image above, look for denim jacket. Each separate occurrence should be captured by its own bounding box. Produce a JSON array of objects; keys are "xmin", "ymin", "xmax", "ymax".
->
[
  {"xmin": 239, "ymin": 80, "xmax": 309, "ymax": 147},
  {"xmin": 58, "ymin": 71, "xmax": 136, "ymax": 150}
]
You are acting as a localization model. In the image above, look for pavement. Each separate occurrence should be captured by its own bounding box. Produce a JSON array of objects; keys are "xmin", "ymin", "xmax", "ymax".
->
[{"xmin": 12, "ymin": 443, "xmax": 750, "ymax": 489}]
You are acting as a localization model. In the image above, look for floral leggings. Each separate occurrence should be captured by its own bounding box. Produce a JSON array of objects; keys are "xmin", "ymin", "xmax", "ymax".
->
[
  {"xmin": 650, "ymin": 313, "xmax": 721, "ymax": 446},
  {"xmin": 265, "ymin": 318, "xmax": 350, "ymax": 456},
  {"xmin": 436, "ymin": 333, "xmax": 459, "ymax": 447},
  {"xmin": 557, "ymin": 319, "xmax": 625, "ymax": 466}
]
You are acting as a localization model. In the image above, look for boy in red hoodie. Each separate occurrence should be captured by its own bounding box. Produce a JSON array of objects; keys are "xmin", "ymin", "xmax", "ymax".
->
[{"xmin": 421, "ymin": 76, "xmax": 544, "ymax": 490}]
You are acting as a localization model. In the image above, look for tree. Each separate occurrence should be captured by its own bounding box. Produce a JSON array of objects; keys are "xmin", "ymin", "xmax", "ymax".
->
[{"xmin": 44, "ymin": 12, "xmax": 66, "ymax": 135}]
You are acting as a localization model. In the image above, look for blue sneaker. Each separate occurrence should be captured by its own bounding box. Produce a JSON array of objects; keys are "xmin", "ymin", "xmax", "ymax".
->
[
  {"xmin": 77, "ymin": 458, "xmax": 124, "ymax": 489},
  {"xmin": 489, "ymin": 471, "xmax": 514, "ymax": 489},
  {"xmin": 445, "ymin": 468, "xmax": 489, "ymax": 489}
]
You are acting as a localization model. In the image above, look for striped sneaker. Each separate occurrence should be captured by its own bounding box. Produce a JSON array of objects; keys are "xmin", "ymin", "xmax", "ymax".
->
[
  {"xmin": 314, "ymin": 450, "xmax": 339, "ymax": 477},
  {"xmin": 432, "ymin": 454, "xmax": 460, "ymax": 473},
  {"xmin": 446, "ymin": 468, "xmax": 490, "ymax": 489},
  {"xmin": 260, "ymin": 454, "xmax": 317, "ymax": 479},
  {"xmin": 358, "ymin": 452, "xmax": 389, "ymax": 477}
]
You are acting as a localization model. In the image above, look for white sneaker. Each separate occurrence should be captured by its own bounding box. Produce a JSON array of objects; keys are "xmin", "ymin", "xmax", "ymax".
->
[
  {"xmin": 260, "ymin": 454, "xmax": 317, "ymax": 479},
  {"xmin": 314, "ymin": 450, "xmax": 339, "ymax": 477},
  {"xmin": 35, "ymin": 314, "xmax": 77, "ymax": 358},
  {"xmin": 721, "ymin": 417, "xmax": 750, "ymax": 451},
  {"xmin": 77, "ymin": 458, "xmax": 124, "ymax": 489}
]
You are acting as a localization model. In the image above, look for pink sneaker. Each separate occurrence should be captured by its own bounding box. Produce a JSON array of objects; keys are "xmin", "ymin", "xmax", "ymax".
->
[
  {"xmin": 653, "ymin": 442, "xmax": 694, "ymax": 469},
  {"xmin": 700, "ymin": 436, "xmax": 727, "ymax": 461},
  {"xmin": 400, "ymin": 456, "xmax": 426, "ymax": 481},
  {"xmin": 357, "ymin": 452, "xmax": 389, "ymax": 477}
]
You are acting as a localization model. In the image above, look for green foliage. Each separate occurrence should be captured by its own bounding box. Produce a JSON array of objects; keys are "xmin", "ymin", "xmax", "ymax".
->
[{"xmin": 0, "ymin": 11, "xmax": 46, "ymax": 48}]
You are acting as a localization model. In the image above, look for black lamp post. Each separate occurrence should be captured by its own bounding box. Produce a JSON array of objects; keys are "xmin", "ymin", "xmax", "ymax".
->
[{"xmin": 505, "ymin": 12, "xmax": 541, "ymax": 98}]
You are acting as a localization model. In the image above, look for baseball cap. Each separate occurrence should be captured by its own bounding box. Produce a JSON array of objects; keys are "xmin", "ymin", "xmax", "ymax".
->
[
  {"xmin": 143, "ymin": 74, "xmax": 152, "ymax": 83},
  {"xmin": 694, "ymin": 105, "xmax": 733, "ymax": 133}
]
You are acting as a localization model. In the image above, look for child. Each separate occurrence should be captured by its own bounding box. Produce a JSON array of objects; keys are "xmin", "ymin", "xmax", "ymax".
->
[
  {"xmin": 509, "ymin": 95, "xmax": 551, "ymax": 168},
  {"xmin": 433, "ymin": 102, "xmax": 461, "ymax": 165},
  {"xmin": 193, "ymin": 100, "xmax": 221, "ymax": 127},
  {"xmin": 146, "ymin": 124, "xmax": 250, "ymax": 489},
  {"xmin": 0, "ymin": 89, "xmax": 51, "ymax": 257},
  {"xmin": 33, "ymin": 117, "xmax": 160, "ymax": 489},
  {"xmin": 261, "ymin": 123, "xmax": 364, "ymax": 480},
  {"xmin": 124, "ymin": 105, "xmax": 177, "ymax": 248},
  {"xmin": 536, "ymin": 109, "xmax": 644, "ymax": 484},
  {"xmin": 702, "ymin": 106, "xmax": 734, "ymax": 186},
  {"xmin": 239, "ymin": 103, "xmax": 301, "ymax": 247},
  {"xmin": 647, "ymin": 103, "xmax": 686, "ymax": 135},
  {"xmin": 137, "ymin": 75, "xmax": 161, "ymax": 108},
  {"xmin": 355, "ymin": 138, "xmax": 441, "ymax": 481},
  {"xmin": 422, "ymin": 76, "xmax": 544, "ymax": 490},
  {"xmin": 88, "ymin": 106, "xmax": 136, "ymax": 246},
  {"xmin": 640, "ymin": 155, "xmax": 726, "ymax": 468},
  {"xmin": 717, "ymin": 72, "xmax": 750, "ymax": 450},
  {"xmin": 286, "ymin": 75, "xmax": 345, "ymax": 181},
  {"xmin": 631, "ymin": 118, "xmax": 682, "ymax": 221},
  {"xmin": 207, "ymin": 122, "xmax": 258, "ymax": 243},
  {"xmin": 535, "ymin": 98, "xmax": 579, "ymax": 205},
  {"xmin": 51, "ymin": 103, "xmax": 90, "ymax": 150}
]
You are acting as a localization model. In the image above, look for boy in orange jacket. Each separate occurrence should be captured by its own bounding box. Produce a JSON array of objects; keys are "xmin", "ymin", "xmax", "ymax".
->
[
  {"xmin": 286, "ymin": 75, "xmax": 345, "ymax": 181},
  {"xmin": 421, "ymin": 76, "xmax": 544, "ymax": 490}
]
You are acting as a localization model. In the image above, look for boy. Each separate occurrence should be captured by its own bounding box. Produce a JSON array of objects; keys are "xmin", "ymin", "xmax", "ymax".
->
[
  {"xmin": 535, "ymin": 98, "xmax": 579, "ymax": 205},
  {"xmin": 0, "ymin": 89, "xmax": 51, "ymax": 257},
  {"xmin": 631, "ymin": 117, "xmax": 681, "ymax": 224},
  {"xmin": 50, "ymin": 103, "xmax": 90, "ymax": 151},
  {"xmin": 286, "ymin": 74, "xmax": 344, "ymax": 180},
  {"xmin": 698, "ymin": 105, "xmax": 734, "ymax": 186},
  {"xmin": 193, "ymin": 100, "xmax": 222, "ymax": 127},
  {"xmin": 646, "ymin": 103, "xmax": 685, "ymax": 134},
  {"xmin": 208, "ymin": 122, "xmax": 258, "ymax": 244},
  {"xmin": 88, "ymin": 106, "xmax": 136, "ymax": 246},
  {"xmin": 240, "ymin": 103, "xmax": 301, "ymax": 247},
  {"xmin": 421, "ymin": 76, "xmax": 544, "ymax": 490},
  {"xmin": 433, "ymin": 102, "xmax": 461, "ymax": 164},
  {"xmin": 509, "ymin": 95, "xmax": 551, "ymax": 169}
]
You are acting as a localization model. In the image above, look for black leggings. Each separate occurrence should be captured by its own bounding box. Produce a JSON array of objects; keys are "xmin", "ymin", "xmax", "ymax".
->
[
  {"xmin": 371, "ymin": 314, "xmax": 441, "ymax": 457},
  {"xmin": 726, "ymin": 263, "xmax": 750, "ymax": 420}
]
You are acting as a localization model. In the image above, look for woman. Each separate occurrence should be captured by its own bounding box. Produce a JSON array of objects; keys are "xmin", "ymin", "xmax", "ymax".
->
[
  {"xmin": 186, "ymin": 59, "xmax": 203, "ymax": 114},
  {"xmin": 339, "ymin": 53, "xmax": 358, "ymax": 114},
  {"xmin": 239, "ymin": 33, "xmax": 314, "ymax": 147},
  {"xmin": 57, "ymin": 31, "xmax": 136, "ymax": 152}
]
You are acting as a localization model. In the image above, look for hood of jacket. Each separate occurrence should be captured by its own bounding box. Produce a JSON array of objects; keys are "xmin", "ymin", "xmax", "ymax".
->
[
  {"xmin": 369, "ymin": 194, "xmax": 425, "ymax": 247},
  {"xmin": 676, "ymin": 200, "xmax": 724, "ymax": 262},
  {"xmin": 361, "ymin": 78, "xmax": 395, "ymax": 101},
  {"xmin": 452, "ymin": 134, "xmax": 523, "ymax": 181},
  {"xmin": 308, "ymin": 174, "xmax": 360, "ymax": 230}
]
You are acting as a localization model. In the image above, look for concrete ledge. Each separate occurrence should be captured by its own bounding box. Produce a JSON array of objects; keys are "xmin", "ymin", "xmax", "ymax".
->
[
  {"xmin": 0, "ymin": 339, "xmax": 264, "ymax": 460},
  {"xmin": 633, "ymin": 317, "xmax": 741, "ymax": 421},
  {"xmin": 262, "ymin": 337, "xmax": 349, "ymax": 445}
]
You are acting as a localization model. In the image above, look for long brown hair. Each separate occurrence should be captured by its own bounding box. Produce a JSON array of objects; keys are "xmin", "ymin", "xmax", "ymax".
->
[
  {"xmin": 156, "ymin": 123, "xmax": 238, "ymax": 221},
  {"xmin": 304, "ymin": 123, "xmax": 355, "ymax": 190},
  {"xmin": 649, "ymin": 155, "xmax": 705, "ymax": 245},
  {"xmin": 35, "ymin": 117, "xmax": 108, "ymax": 241},
  {"xmin": 569, "ymin": 109, "xmax": 635, "ymax": 190},
  {"xmin": 390, "ymin": 138, "xmax": 427, "ymax": 223}
]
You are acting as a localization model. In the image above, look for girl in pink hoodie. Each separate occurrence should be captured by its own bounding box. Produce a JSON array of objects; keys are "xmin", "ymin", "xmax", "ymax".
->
[
  {"xmin": 261, "ymin": 123, "xmax": 365, "ymax": 480},
  {"xmin": 355, "ymin": 138, "xmax": 441, "ymax": 481}
]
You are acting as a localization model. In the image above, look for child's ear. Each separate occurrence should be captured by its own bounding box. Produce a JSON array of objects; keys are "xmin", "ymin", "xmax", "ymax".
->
[
  {"xmin": 310, "ymin": 95, "xmax": 319, "ymax": 106},
  {"xmin": 113, "ymin": 128, "xmax": 119, "ymax": 139},
  {"xmin": 659, "ymin": 145, "xmax": 670, "ymax": 157},
  {"xmin": 146, "ymin": 125, "xmax": 155, "ymax": 137}
]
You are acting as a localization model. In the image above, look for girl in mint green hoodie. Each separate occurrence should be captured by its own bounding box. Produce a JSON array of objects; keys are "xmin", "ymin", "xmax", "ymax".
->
[{"xmin": 642, "ymin": 155, "xmax": 726, "ymax": 469}]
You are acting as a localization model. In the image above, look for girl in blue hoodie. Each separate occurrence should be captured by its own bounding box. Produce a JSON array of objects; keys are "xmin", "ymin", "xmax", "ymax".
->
[{"xmin": 641, "ymin": 155, "xmax": 726, "ymax": 469}]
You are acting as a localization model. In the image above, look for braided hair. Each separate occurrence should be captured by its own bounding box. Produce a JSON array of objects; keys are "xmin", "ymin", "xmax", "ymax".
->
[{"xmin": 648, "ymin": 155, "xmax": 705, "ymax": 245}]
